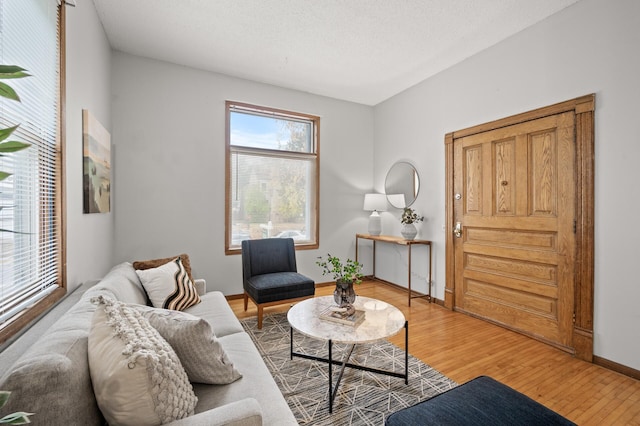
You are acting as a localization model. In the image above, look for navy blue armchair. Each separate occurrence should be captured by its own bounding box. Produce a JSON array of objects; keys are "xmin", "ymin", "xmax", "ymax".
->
[{"xmin": 241, "ymin": 238, "xmax": 315, "ymax": 329}]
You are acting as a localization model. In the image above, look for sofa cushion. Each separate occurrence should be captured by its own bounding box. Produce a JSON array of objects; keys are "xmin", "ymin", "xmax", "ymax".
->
[
  {"xmin": 133, "ymin": 304, "xmax": 242, "ymax": 384},
  {"xmin": 134, "ymin": 253, "xmax": 195, "ymax": 284},
  {"xmin": 0, "ymin": 313, "xmax": 102, "ymax": 425},
  {"xmin": 84, "ymin": 261, "xmax": 149, "ymax": 305},
  {"xmin": 168, "ymin": 398, "xmax": 263, "ymax": 426},
  {"xmin": 184, "ymin": 291, "xmax": 244, "ymax": 338},
  {"xmin": 136, "ymin": 257, "xmax": 201, "ymax": 311},
  {"xmin": 245, "ymin": 271, "xmax": 315, "ymax": 304},
  {"xmin": 192, "ymin": 332, "xmax": 298, "ymax": 426},
  {"xmin": 89, "ymin": 296, "xmax": 198, "ymax": 426}
]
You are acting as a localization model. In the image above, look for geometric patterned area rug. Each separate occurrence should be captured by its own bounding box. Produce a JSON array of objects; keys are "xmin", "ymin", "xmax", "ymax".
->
[{"xmin": 241, "ymin": 312, "xmax": 457, "ymax": 426}]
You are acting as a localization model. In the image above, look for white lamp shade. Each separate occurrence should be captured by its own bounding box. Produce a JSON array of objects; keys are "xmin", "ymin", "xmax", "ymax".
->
[{"xmin": 363, "ymin": 193, "xmax": 387, "ymax": 212}]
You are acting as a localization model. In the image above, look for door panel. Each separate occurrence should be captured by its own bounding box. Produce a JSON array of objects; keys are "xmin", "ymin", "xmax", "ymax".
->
[
  {"xmin": 453, "ymin": 112, "xmax": 575, "ymax": 350},
  {"xmin": 529, "ymin": 129, "xmax": 557, "ymax": 216},
  {"xmin": 466, "ymin": 227, "xmax": 556, "ymax": 250},
  {"xmin": 493, "ymin": 138, "xmax": 516, "ymax": 215},
  {"xmin": 464, "ymin": 146, "xmax": 483, "ymax": 214}
]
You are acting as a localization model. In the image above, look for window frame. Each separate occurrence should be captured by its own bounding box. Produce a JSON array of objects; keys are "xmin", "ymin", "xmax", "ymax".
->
[
  {"xmin": 0, "ymin": 0, "xmax": 66, "ymax": 346},
  {"xmin": 225, "ymin": 101, "xmax": 320, "ymax": 255}
]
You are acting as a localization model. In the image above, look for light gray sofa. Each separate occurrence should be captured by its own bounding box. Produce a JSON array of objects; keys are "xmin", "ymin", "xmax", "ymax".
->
[{"xmin": 0, "ymin": 262, "xmax": 298, "ymax": 426}]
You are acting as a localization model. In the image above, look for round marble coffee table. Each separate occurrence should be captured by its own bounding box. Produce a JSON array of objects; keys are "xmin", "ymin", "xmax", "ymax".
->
[{"xmin": 287, "ymin": 295, "xmax": 408, "ymax": 413}]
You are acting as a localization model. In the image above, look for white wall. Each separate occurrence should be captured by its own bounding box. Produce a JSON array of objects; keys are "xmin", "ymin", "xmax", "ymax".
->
[
  {"xmin": 111, "ymin": 52, "xmax": 374, "ymax": 294},
  {"xmin": 374, "ymin": 0, "xmax": 640, "ymax": 370},
  {"xmin": 64, "ymin": 0, "xmax": 114, "ymax": 291}
]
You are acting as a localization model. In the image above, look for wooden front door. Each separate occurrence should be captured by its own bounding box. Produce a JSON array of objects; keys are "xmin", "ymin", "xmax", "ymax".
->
[
  {"xmin": 445, "ymin": 95, "xmax": 595, "ymax": 360},
  {"xmin": 452, "ymin": 111, "xmax": 577, "ymax": 351}
]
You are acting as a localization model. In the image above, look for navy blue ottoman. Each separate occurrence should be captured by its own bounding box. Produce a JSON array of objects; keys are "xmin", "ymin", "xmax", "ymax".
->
[{"xmin": 386, "ymin": 376, "xmax": 575, "ymax": 425}]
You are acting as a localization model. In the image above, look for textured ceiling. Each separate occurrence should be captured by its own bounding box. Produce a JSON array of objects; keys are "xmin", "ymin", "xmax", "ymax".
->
[{"xmin": 92, "ymin": 0, "xmax": 581, "ymax": 106}]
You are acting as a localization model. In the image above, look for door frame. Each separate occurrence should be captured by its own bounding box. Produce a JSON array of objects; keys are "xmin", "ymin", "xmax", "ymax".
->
[{"xmin": 444, "ymin": 94, "xmax": 595, "ymax": 361}]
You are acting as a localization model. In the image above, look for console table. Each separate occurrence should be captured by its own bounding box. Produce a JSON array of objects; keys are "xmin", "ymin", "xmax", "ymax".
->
[{"xmin": 355, "ymin": 234, "xmax": 432, "ymax": 306}]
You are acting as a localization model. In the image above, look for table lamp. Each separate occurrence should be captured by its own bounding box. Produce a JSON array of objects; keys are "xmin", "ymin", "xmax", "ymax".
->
[{"xmin": 363, "ymin": 193, "xmax": 387, "ymax": 236}]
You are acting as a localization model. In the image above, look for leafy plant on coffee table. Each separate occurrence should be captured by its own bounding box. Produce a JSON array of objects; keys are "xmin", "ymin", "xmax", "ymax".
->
[{"xmin": 316, "ymin": 254, "xmax": 364, "ymax": 284}]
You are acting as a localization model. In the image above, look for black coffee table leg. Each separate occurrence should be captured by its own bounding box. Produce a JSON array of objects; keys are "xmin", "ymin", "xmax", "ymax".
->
[
  {"xmin": 328, "ymin": 340, "xmax": 332, "ymax": 412},
  {"xmin": 289, "ymin": 322, "xmax": 409, "ymax": 413},
  {"xmin": 328, "ymin": 341, "xmax": 356, "ymax": 413}
]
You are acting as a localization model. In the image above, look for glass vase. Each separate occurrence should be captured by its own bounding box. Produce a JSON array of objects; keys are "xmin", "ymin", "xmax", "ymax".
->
[{"xmin": 334, "ymin": 279, "xmax": 356, "ymax": 307}]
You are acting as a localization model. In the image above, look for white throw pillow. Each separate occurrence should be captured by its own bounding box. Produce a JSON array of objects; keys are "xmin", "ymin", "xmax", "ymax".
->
[
  {"xmin": 135, "ymin": 257, "xmax": 201, "ymax": 311},
  {"xmin": 133, "ymin": 304, "xmax": 242, "ymax": 384},
  {"xmin": 88, "ymin": 296, "xmax": 198, "ymax": 426}
]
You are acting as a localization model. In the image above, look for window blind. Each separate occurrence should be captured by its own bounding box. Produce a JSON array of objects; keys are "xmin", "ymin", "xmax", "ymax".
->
[{"xmin": 0, "ymin": 0, "xmax": 61, "ymax": 325}]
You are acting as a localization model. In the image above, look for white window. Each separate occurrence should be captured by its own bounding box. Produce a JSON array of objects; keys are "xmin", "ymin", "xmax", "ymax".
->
[
  {"xmin": 0, "ymin": 0, "xmax": 64, "ymax": 343},
  {"xmin": 226, "ymin": 101, "xmax": 319, "ymax": 253}
]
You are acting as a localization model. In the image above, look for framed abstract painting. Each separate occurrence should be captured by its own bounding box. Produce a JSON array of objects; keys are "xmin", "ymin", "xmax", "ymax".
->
[{"xmin": 82, "ymin": 109, "xmax": 111, "ymax": 213}]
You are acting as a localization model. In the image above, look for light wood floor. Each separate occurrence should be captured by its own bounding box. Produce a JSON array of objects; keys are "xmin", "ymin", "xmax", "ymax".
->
[{"xmin": 229, "ymin": 280, "xmax": 640, "ymax": 425}]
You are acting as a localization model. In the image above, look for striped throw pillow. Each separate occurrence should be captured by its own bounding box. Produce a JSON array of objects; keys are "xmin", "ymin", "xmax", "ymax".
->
[{"xmin": 136, "ymin": 257, "xmax": 201, "ymax": 311}]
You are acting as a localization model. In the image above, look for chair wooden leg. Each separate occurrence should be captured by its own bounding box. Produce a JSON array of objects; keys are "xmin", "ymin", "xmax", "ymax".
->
[
  {"xmin": 243, "ymin": 292, "xmax": 248, "ymax": 311},
  {"xmin": 257, "ymin": 306, "xmax": 264, "ymax": 329}
]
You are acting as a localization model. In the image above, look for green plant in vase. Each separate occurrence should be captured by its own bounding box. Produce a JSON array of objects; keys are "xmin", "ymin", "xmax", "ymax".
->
[
  {"xmin": 400, "ymin": 207, "xmax": 423, "ymax": 240},
  {"xmin": 316, "ymin": 254, "xmax": 363, "ymax": 308}
]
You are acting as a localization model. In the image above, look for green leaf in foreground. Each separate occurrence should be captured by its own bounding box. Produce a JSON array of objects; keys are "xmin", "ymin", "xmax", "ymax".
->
[
  {"xmin": 0, "ymin": 391, "xmax": 9, "ymax": 409},
  {"xmin": 0, "ymin": 141, "xmax": 30, "ymax": 153},
  {"xmin": 0, "ymin": 391, "xmax": 33, "ymax": 424},
  {"xmin": 0, "ymin": 64, "xmax": 31, "ymax": 234},
  {"xmin": 0, "ymin": 82, "xmax": 20, "ymax": 102},
  {"xmin": 0, "ymin": 411, "xmax": 34, "ymax": 424},
  {"xmin": 0, "ymin": 65, "xmax": 29, "ymax": 79},
  {"xmin": 0, "ymin": 126, "xmax": 19, "ymax": 143}
]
